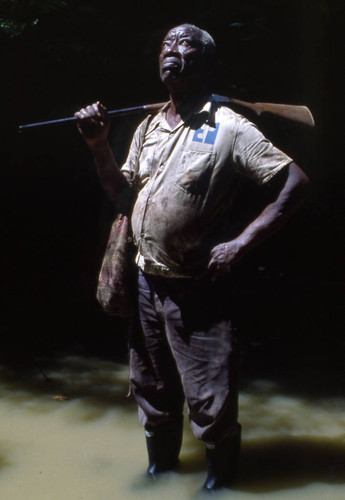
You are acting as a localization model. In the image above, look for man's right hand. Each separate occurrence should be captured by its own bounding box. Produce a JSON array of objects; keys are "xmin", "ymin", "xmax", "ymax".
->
[{"xmin": 74, "ymin": 101, "xmax": 110, "ymax": 148}]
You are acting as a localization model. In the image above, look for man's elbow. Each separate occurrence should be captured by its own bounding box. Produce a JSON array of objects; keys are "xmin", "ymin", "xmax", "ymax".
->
[
  {"xmin": 271, "ymin": 162, "xmax": 311, "ymax": 220},
  {"xmin": 289, "ymin": 161, "xmax": 312, "ymax": 203}
]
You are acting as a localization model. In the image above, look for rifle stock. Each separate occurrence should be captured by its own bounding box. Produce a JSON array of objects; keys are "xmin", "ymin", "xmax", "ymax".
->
[{"xmin": 229, "ymin": 98, "xmax": 315, "ymax": 127}]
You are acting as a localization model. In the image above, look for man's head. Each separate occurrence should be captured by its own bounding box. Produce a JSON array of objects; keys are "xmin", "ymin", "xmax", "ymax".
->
[{"xmin": 159, "ymin": 24, "xmax": 216, "ymax": 88}]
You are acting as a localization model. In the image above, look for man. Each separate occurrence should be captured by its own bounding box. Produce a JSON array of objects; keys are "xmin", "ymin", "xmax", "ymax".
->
[{"xmin": 75, "ymin": 24, "xmax": 311, "ymax": 491}]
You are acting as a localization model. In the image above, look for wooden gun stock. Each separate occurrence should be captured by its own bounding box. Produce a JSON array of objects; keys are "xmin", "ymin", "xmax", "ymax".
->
[{"xmin": 229, "ymin": 98, "xmax": 315, "ymax": 127}]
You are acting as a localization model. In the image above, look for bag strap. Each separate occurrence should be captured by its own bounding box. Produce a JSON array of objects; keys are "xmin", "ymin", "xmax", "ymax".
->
[
  {"xmin": 132, "ymin": 113, "xmax": 153, "ymax": 190},
  {"xmin": 117, "ymin": 114, "xmax": 154, "ymax": 215}
]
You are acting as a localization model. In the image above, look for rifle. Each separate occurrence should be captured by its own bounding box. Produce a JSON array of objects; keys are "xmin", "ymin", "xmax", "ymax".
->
[{"xmin": 18, "ymin": 94, "xmax": 315, "ymax": 131}]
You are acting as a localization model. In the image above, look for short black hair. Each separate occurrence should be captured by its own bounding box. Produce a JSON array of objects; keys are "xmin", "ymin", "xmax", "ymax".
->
[{"xmin": 168, "ymin": 24, "xmax": 217, "ymax": 62}]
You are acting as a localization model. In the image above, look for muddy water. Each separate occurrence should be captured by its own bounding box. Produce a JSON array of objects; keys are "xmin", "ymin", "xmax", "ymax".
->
[{"xmin": 1, "ymin": 356, "xmax": 344, "ymax": 500}]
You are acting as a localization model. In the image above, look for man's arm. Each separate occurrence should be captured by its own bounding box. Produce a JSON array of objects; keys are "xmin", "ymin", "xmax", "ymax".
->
[
  {"xmin": 75, "ymin": 102, "xmax": 129, "ymax": 206},
  {"xmin": 208, "ymin": 162, "xmax": 311, "ymax": 280}
]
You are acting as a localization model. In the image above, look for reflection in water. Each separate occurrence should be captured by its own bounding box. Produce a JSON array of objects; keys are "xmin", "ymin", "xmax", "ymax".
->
[{"xmin": 0, "ymin": 356, "xmax": 344, "ymax": 499}]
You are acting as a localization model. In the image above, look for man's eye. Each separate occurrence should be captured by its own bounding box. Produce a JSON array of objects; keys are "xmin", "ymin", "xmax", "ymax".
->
[{"xmin": 180, "ymin": 40, "xmax": 190, "ymax": 46}]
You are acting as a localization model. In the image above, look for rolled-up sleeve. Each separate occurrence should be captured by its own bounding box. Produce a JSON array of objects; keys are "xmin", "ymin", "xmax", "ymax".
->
[
  {"xmin": 120, "ymin": 122, "xmax": 143, "ymax": 187},
  {"xmin": 232, "ymin": 117, "xmax": 293, "ymax": 184}
]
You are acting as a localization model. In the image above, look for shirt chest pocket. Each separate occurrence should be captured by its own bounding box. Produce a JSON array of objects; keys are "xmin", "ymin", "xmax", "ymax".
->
[{"xmin": 172, "ymin": 147, "xmax": 216, "ymax": 196}]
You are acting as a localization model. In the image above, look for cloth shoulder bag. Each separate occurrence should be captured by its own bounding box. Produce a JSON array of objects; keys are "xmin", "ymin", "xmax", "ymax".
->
[{"xmin": 96, "ymin": 115, "xmax": 152, "ymax": 317}]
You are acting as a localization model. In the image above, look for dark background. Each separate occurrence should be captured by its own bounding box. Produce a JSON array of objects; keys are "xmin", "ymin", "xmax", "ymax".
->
[{"xmin": 1, "ymin": 0, "xmax": 343, "ymax": 391}]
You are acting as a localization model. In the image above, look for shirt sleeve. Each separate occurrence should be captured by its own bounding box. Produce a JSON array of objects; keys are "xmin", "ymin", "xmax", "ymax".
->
[
  {"xmin": 120, "ymin": 119, "xmax": 147, "ymax": 188},
  {"xmin": 232, "ymin": 116, "xmax": 293, "ymax": 185}
]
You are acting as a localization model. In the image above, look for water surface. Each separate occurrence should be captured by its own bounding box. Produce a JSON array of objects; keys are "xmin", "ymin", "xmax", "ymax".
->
[{"xmin": 1, "ymin": 356, "xmax": 344, "ymax": 499}]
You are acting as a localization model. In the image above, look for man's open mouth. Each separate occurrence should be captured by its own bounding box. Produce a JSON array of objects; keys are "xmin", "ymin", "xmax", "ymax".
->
[{"xmin": 162, "ymin": 57, "xmax": 182, "ymax": 71}]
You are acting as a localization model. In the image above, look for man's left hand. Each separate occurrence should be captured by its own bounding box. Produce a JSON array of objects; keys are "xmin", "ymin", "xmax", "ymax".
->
[
  {"xmin": 208, "ymin": 240, "xmax": 243, "ymax": 281},
  {"xmin": 207, "ymin": 162, "xmax": 311, "ymax": 282}
]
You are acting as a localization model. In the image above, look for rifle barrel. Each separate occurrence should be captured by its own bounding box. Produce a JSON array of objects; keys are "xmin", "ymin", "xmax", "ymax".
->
[{"xmin": 18, "ymin": 103, "xmax": 167, "ymax": 132}]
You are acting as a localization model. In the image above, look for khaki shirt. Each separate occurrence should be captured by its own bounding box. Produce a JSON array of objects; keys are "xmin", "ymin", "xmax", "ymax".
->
[{"xmin": 121, "ymin": 97, "xmax": 292, "ymax": 277}]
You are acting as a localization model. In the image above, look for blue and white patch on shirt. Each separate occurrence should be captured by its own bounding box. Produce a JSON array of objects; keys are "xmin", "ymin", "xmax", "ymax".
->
[{"xmin": 192, "ymin": 123, "xmax": 220, "ymax": 145}]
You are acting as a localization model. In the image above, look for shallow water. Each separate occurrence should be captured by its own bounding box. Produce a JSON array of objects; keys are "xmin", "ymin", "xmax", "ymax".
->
[{"xmin": 1, "ymin": 356, "xmax": 344, "ymax": 499}]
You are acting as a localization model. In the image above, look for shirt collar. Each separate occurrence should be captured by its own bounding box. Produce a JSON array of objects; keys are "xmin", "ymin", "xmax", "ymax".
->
[{"xmin": 152, "ymin": 95, "xmax": 213, "ymax": 130}]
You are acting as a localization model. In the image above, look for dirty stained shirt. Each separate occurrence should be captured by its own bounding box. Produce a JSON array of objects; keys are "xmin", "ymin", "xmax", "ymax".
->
[{"xmin": 121, "ymin": 99, "xmax": 292, "ymax": 277}]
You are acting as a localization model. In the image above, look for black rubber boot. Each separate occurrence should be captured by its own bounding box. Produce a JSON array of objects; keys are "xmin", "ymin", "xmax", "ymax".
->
[
  {"xmin": 203, "ymin": 424, "xmax": 242, "ymax": 491},
  {"xmin": 145, "ymin": 418, "xmax": 183, "ymax": 478}
]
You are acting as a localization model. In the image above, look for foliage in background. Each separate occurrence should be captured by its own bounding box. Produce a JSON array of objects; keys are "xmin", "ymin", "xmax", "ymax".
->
[{"xmin": 0, "ymin": 0, "xmax": 67, "ymax": 37}]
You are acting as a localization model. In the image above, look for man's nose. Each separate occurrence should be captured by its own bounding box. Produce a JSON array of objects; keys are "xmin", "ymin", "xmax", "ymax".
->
[
  {"xmin": 170, "ymin": 39, "xmax": 180, "ymax": 50},
  {"xmin": 163, "ymin": 40, "xmax": 180, "ymax": 55}
]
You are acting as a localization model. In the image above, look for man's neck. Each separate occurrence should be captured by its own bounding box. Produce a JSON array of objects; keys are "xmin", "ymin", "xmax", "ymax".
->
[{"xmin": 166, "ymin": 88, "xmax": 209, "ymax": 128}]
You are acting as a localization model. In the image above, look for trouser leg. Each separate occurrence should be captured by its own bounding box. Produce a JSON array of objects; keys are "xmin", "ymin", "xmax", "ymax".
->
[
  {"xmin": 129, "ymin": 272, "xmax": 185, "ymax": 427},
  {"xmin": 159, "ymin": 275, "xmax": 240, "ymax": 444},
  {"xmin": 130, "ymin": 271, "xmax": 240, "ymax": 480},
  {"xmin": 157, "ymin": 275, "xmax": 241, "ymax": 489},
  {"xmin": 129, "ymin": 272, "xmax": 185, "ymax": 475}
]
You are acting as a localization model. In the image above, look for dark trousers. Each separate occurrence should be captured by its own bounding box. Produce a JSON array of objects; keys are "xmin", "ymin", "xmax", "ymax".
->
[{"xmin": 129, "ymin": 270, "xmax": 240, "ymax": 444}]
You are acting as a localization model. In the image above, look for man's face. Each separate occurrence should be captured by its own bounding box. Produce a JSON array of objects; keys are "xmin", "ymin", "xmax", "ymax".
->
[{"xmin": 159, "ymin": 26, "xmax": 205, "ymax": 84}]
